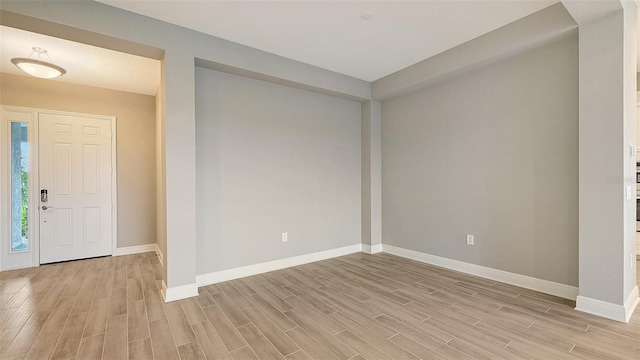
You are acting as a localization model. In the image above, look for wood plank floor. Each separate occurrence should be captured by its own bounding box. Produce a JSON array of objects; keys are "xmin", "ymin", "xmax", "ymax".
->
[{"xmin": 1, "ymin": 252, "xmax": 638, "ymax": 360}]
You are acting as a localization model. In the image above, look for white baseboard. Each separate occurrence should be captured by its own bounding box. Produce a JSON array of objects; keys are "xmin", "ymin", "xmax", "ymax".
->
[
  {"xmin": 381, "ymin": 244, "xmax": 578, "ymax": 300},
  {"xmin": 1, "ymin": 263, "xmax": 34, "ymax": 271},
  {"xmin": 624, "ymin": 285, "xmax": 640, "ymax": 322},
  {"xmin": 161, "ymin": 280, "xmax": 199, "ymax": 303},
  {"xmin": 114, "ymin": 243, "xmax": 159, "ymax": 257},
  {"xmin": 196, "ymin": 243, "xmax": 362, "ymax": 287},
  {"xmin": 575, "ymin": 296, "xmax": 626, "ymax": 323},
  {"xmin": 156, "ymin": 247, "xmax": 164, "ymax": 266},
  {"xmin": 362, "ymin": 243, "xmax": 382, "ymax": 254},
  {"xmin": 575, "ymin": 286, "xmax": 638, "ymax": 323}
]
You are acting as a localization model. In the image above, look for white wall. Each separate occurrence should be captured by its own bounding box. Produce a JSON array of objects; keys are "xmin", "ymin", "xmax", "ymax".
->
[
  {"xmin": 381, "ymin": 34, "xmax": 579, "ymax": 286},
  {"xmin": 195, "ymin": 68, "xmax": 362, "ymax": 275}
]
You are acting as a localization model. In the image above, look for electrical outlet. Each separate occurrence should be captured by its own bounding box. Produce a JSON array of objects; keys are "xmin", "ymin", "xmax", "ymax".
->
[
  {"xmin": 282, "ymin": 232, "xmax": 288, "ymax": 242},
  {"xmin": 466, "ymin": 234, "xmax": 474, "ymax": 246}
]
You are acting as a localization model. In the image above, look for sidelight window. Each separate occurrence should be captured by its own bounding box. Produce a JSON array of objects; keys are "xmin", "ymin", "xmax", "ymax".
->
[{"xmin": 10, "ymin": 122, "xmax": 29, "ymax": 253}]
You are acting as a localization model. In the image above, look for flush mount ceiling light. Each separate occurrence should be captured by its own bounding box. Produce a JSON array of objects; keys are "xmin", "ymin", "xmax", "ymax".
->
[{"xmin": 11, "ymin": 47, "xmax": 67, "ymax": 79}]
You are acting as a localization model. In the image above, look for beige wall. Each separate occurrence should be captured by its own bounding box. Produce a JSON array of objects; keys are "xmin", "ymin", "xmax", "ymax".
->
[
  {"xmin": 0, "ymin": 72, "xmax": 157, "ymax": 249},
  {"xmin": 156, "ymin": 60, "xmax": 167, "ymax": 277},
  {"xmin": 381, "ymin": 34, "xmax": 579, "ymax": 286}
]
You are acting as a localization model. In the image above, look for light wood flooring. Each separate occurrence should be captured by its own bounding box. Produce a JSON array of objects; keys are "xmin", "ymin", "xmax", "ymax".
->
[{"xmin": 1, "ymin": 252, "xmax": 639, "ymax": 360}]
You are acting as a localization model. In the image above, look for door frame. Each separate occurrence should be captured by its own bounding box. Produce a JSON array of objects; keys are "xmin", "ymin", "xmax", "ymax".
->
[{"xmin": 0, "ymin": 105, "xmax": 117, "ymax": 270}]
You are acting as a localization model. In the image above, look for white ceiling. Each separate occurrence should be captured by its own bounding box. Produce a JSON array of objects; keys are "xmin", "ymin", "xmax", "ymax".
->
[
  {"xmin": 0, "ymin": 25, "xmax": 160, "ymax": 96},
  {"xmin": 99, "ymin": 0, "xmax": 557, "ymax": 81}
]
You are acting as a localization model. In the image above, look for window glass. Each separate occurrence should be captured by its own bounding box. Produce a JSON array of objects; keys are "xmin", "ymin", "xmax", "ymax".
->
[{"xmin": 11, "ymin": 122, "xmax": 29, "ymax": 252}]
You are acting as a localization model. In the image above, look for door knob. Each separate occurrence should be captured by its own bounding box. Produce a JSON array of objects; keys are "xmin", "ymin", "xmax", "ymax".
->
[{"xmin": 41, "ymin": 205, "xmax": 54, "ymax": 210}]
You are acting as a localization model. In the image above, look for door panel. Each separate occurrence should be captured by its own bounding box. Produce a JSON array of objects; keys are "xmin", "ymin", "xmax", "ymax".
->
[
  {"xmin": 54, "ymin": 209, "xmax": 72, "ymax": 248},
  {"xmin": 83, "ymin": 144, "xmax": 100, "ymax": 196},
  {"xmin": 83, "ymin": 207, "xmax": 100, "ymax": 244},
  {"xmin": 54, "ymin": 143, "xmax": 72, "ymax": 196},
  {"xmin": 39, "ymin": 113, "xmax": 112, "ymax": 264}
]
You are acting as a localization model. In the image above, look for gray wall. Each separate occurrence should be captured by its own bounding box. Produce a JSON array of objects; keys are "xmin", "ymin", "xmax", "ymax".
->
[
  {"xmin": 381, "ymin": 34, "xmax": 578, "ymax": 286},
  {"xmin": 576, "ymin": 7, "xmax": 636, "ymax": 306},
  {"xmin": 0, "ymin": 72, "xmax": 157, "ymax": 249},
  {"xmin": 195, "ymin": 68, "xmax": 361, "ymax": 275},
  {"xmin": 361, "ymin": 101, "xmax": 382, "ymax": 248}
]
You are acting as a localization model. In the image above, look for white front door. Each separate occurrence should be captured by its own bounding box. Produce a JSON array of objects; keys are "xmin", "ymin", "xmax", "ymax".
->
[{"xmin": 39, "ymin": 112, "xmax": 113, "ymax": 264}]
